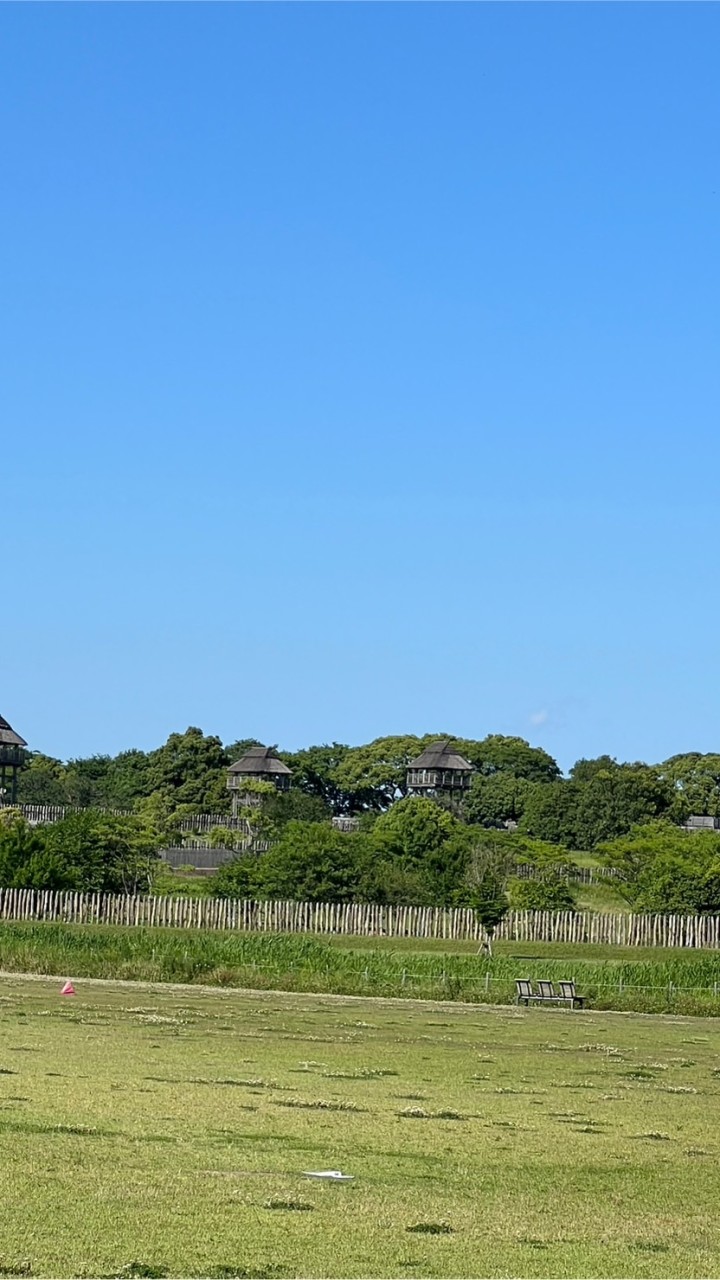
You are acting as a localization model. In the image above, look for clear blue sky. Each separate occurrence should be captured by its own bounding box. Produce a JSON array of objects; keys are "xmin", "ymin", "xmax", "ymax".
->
[{"xmin": 3, "ymin": 4, "xmax": 719, "ymax": 772}]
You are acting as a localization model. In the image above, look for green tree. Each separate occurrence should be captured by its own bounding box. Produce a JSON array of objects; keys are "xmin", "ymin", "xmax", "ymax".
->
[
  {"xmin": 457, "ymin": 735, "xmax": 560, "ymax": 783},
  {"xmin": 518, "ymin": 781, "xmax": 578, "ymax": 846},
  {"xmin": 102, "ymin": 749, "xmax": 154, "ymax": 810},
  {"xmin": 521, "ymin": 767, "xmax": 674, "ymax": 849},
  {"xmin": 333, "ymin": 735, "xmax": 443, "ymax": 810},
  {"xmin": 0, "ymin": 814, "xmax": 59, "ymax": 885},
  {"xmin": 256, "ymin": 822, "xmax": 371, "ymax": 902},
  {"xmin": 371, "ymin": 796, "xmax": 470, "ymax": 905},
  {"xmin": 569, "ymin": 755, "xmax": 619, "ymax": 783},
  {"xmin": 463, "ymin": 773, "xmax": 535, "ymax": 828},
  {"xmin": 133, "ymin": 792, "xmax": 185, "ymax": 846},
  {"xmin": 462, "ymin": 833, "xmax": 516, "ymax": 955},
  {"xmin": 279, "ymin": 744, "xmax": 354, "ymax": 813},
  {"xmin": 572, "ymin": 766, "xmax": 673, "ymax": 848},
  {"xmin": 262, "ymin": 788, "xmax": 330, "ymax": 827},
  {"xmin": 209, "ymin": 853, "xmax": 265, "ymax": 900},
  {"xmin": 41, "ymin": 810, "xmax": 160, "ymax": 893},
  {"xmin": 63, "ymin": 756, "xmax": 113, "ymax": 808},
  {"xmin": 660, "ymin": 753, "xmax": 720, "ymax": 821},
  {"xmin": 144, "ymin": 728, "xmax": 230, "ymax": 811},
  {"xmin": 358, "ymin": 859, "xmax": 433, "ymax": 907},
  {"xmin": 598, "ymin": 821, "xmax": 720, "ymax": 913},
  {"xmin": 16, "ymin": 753, "xmax": 68, "ymax": 806}
]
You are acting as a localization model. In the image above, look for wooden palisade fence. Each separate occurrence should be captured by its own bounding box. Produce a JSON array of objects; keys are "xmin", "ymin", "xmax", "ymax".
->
[
  {"xmin": 16, "ymin": 804, "xmax": 132, "ymax": 825},
  {"xmin": 0, "ymin": 888, "xmax": 719, "ymax": 949}
]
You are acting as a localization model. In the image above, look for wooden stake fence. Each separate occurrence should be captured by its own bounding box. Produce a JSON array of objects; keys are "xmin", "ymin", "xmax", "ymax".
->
[
  {"xmin": 15, "ymin": 804, "xmax": 132, "ymax": 826},
  {"xmin": 0, "ymin": 888, "xmax": 719, "ymax": 948}
]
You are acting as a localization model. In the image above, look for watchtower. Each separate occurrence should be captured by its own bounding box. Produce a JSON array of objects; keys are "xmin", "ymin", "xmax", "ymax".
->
[
  {"xmin": 406, "ymin": 740, "xmax": 474, "ymax": 800},
  {"xmin": 0, "ymin": 714, "xmax": 27, "ymax": 806},
  {"xmin": 226, "ymin": 745, "xmax": 292, "ymax": 816}
]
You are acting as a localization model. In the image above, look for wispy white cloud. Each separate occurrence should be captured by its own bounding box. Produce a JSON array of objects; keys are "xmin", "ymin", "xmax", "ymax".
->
[{"xmin": 529, "ymin": 709, "xmax": 549, "ymax": 727}]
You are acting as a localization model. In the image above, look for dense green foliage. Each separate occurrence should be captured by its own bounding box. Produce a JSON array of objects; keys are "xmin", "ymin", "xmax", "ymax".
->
[
  {"xmin": 16, "ymin": 728, "xmax": 564, "ymax": 818},
  {"xmin": 13, "ymin": 728, "xmax": 720, "ymax": 911},
  {"xmin": 599, "ymin": 821, "xmax": 720, "ymax": 914},
  {"xmin": 507, "ymin": 875, "xmax": 578, "ymax": 911},
  {"xmin": 0, "ymin": 808, "xmax": 160, "ymax": 893},
  {"xmin": 18, "ymin": 728, "xmax": 715, "ymax": 842},
  {"xmin": 208, "ymin": 802, "xmax": 571, "ymax": 915}
]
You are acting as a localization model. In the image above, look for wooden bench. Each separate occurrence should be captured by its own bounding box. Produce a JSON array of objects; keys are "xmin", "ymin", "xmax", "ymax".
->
[{"xmin": 515, "ymin": 979, "xmax": 585, "ymax": 1008}]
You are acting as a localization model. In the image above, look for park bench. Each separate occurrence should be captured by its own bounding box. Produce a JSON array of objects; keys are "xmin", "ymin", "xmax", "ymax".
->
[
  {"xmin": 515, "ymin": 979, "xmax": 585, "ymax": 1009},
  {"xmin": 557, "ymin": 980, "xmax": 585, "ymax": 1009}
]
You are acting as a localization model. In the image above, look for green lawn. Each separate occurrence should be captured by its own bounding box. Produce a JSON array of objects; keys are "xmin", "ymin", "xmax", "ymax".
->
[
  {"xmin": 1, "ymin": 977, "xmax": 720, "ymax": 1278},
  {"xmin": 574, "ymin": 882, "xmax": 629, "ymax": 914}
]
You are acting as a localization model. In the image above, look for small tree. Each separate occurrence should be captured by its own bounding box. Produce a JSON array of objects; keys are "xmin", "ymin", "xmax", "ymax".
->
[
  {"xmin": 209, "ymin": 853, "xmax": 264, "ymax": 900},
  {"xmin": 464, "ymin": 835, "xmax": 515, "ymax": 956}
]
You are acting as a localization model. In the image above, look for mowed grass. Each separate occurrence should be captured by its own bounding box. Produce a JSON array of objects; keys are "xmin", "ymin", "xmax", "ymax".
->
[{"xmin": 1, "ymin": 980, "xmax": 720, "ymax": 1277}]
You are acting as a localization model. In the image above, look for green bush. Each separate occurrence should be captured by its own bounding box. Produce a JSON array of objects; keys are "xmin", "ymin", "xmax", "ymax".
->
[{"xmin": 508, "ymin": 876, "xmax": 577, "ymax": 911}]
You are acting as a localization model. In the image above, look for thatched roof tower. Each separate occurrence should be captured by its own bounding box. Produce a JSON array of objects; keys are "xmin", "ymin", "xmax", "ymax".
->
[
  {"xmin": 0, "ymin": 714, "xmax": 27, "ymax": 805},
  {"xmin": 227, "ymin": 745, "xmax": 291, "ymax": 814},
  {"xmin": 406, "ymin": 740, "xmax": 474, "ymax": 798}
]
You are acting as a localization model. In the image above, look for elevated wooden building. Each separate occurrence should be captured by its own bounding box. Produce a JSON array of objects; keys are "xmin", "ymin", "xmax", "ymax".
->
[
  {"xmin": 406, "ymin": 740, "xmax": 474, "ymax": 800},
  {"xmin": 0, "ymin": 714, "xmax": 27, "ymax": 805},
  {"xmin": 227, "ymin": 745, "xmax": 292, "ymax": 816}
]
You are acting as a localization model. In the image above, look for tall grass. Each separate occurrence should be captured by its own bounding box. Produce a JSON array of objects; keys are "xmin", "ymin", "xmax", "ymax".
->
[{"xmin": 2, "ymin": 921, "xmax": 720, "ymax": 1015}]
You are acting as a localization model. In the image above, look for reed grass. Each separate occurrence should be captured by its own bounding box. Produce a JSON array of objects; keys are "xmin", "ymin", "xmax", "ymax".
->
[{"xmin": 2, "ymin": 921, "xmax": 720, "ymax": 1015}]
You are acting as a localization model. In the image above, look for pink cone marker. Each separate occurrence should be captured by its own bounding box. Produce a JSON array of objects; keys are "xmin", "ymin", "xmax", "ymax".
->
[{"xmin": 60, "ymin": 981, "xmax": 75, "ymax": 996}]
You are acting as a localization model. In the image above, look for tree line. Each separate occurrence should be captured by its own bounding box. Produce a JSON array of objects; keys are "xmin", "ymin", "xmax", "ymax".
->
[
  {"xmin": 15, "ymin": 727, "xmax": 720, "ymax": 845},
  {"xmin": 6, "ymin": 724, "xmax": 720, "ymax": 921}
]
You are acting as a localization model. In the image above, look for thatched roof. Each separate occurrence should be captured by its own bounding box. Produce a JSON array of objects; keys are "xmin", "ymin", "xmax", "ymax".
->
[
  {"xmin": 0, "ymin": 715, "xmax": 26, "ymax": 749},
  {"xmin": 407, "ymin": 740, "xmax": 473, "ymax": 772},
  {"xmin": 228, "ymin": 745, "xmax": 292, "ymax": 777}
]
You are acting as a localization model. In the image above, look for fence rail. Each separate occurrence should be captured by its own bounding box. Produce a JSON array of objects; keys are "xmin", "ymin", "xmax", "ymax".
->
[
  {"xmin": 0, "ymin": 889, "xmax": 719, "ymax": 948},
  {"xmin": 160, "ymin": 846, "xmax": 237, "ymax": 870},
  {"xmin": 514, "ymin": 863, "xmax": 621, "ymax": 884},
  {"xmin": 5, "ymin": 805, "xmax": 245, "ymax": 831},
  {"xmin": 179, "ymin": 813, "xmax": 247, "ymax": 833},
  {"xmin": 11, "ymin": 804, "xmax": 133, "ymax": 826}
]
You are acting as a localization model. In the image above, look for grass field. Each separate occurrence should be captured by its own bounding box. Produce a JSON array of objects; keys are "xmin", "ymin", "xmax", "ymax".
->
[
  {"xmin": 2, "ymin": 977, "xmax": 720, "ymax": 1278},
  {"xmin": 3, "ymin": 922, "xmax": 720, "ymax": 1015},
  {"xmin": 574, "ymin": 882, "xmax": 629, "ymax": 914}
]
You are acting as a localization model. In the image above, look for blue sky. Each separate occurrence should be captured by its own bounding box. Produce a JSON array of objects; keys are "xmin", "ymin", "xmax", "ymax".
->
[{"xmin": 2, "ymin": 4, "xmax": 719, "ymax": 772}]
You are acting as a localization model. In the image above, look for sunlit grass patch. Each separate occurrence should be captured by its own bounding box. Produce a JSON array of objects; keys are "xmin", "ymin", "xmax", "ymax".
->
[
  {"xmin": 322, "ymin": 1068, "xmax": 398, "ymax": 1079},
  {"xmin": 274, "ymin": 1098, "xmax": 364, "ymax": 1112},
  {"xmin": 263, "ymin": 1199, "xmax": 315, "ymax": 1212},
  {"xmin": 1, "ymin": 977, "xmax": 720, "ymax": 1277},
  {"xmin": 397, "ymin": 1106, "xmax": 465, "ymax": 1121}
]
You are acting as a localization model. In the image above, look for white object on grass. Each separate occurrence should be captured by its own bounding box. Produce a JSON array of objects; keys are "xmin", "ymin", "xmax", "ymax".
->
[{"xmin": 303, "ymin": 1170, "xmax": 354, "ymax": 1181}]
